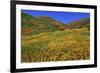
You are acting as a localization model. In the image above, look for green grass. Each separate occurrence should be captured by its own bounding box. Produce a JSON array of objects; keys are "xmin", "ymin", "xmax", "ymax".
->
[{"xmin": 21, "ymin": 28, "xmax": 90, "ymax": 63}]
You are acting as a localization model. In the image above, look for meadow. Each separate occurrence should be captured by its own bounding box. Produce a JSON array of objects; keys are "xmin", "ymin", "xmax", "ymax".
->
[{"xmin": 21, "ymin": 28, "xmax": 90, "ymax": 63}]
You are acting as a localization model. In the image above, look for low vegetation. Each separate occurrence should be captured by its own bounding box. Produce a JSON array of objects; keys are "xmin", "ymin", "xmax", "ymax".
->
[
  {"xmin": 21, "ymin": 12, "xmax": 90, "ymax": 63},
  {"xmin": 21, "ymin": 28, "xmax": 90, "ymax": 63}
]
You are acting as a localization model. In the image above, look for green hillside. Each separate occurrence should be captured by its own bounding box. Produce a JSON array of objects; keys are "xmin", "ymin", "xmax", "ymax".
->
[
  {"xmin": 66, "ymin": 18, "xmax": 90, "ymax": 29},
  {"xmin": 21, "ymin": 13, "xmax": 90, "ymax": 35},
  {"xmin": 21, "ymin": 13, "xmax": 66, "ymax": 35},
  {"xmin": 38, "ymin": 16, "xmax": 66, "ymax": 30}
]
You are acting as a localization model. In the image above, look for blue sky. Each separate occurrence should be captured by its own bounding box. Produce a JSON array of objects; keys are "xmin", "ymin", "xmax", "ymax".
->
[{"xmin": 22, "ymin": 9, "xmax": 90, "ymax": 24}]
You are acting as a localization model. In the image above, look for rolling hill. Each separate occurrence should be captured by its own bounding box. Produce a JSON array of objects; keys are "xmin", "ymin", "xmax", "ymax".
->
[
  {"xmin": 21, "ymin": 13, "xmax": 66, "ymax": 35},
  {"xmin": 21, "ymin": 12, "xmax": 90, "ymax": 35},
  {"xmin": 66, "ymin": 18, "xmax": 90, "ymax": 29}
]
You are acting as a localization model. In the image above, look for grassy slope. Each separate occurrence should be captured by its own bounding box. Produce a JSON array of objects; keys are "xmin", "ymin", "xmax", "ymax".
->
[
  {"xmin": 21, "ymin": 28, "xmax": 90, "ymax": 63},
  {"xmin": 66, "ymin": 18, "xmax": 90, "ymax": 29},
  {"xmin": 21, "ymin": 13, "xmax": 66, "ymax": 35}
]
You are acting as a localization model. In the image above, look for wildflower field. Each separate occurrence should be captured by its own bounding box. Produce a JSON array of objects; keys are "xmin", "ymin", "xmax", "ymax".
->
[{"xmin": 21, "ymin": 28, "xmax": 90, "ymax": 63}]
